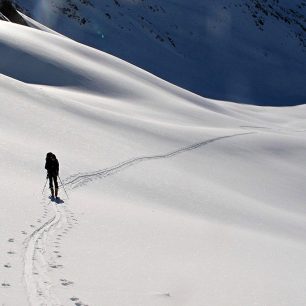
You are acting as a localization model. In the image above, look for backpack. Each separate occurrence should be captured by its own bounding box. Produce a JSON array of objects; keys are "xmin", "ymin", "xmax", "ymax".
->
[{"xmin": 45, "ymin": 152, "xmax": 59, "ymax": 175}]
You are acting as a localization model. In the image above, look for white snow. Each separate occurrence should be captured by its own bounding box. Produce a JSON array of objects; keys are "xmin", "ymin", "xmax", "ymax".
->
[
  {"xmin": 14, "ymin": 0, "xmax": 306, "ymax": 105},
  {"xmin": 1, "ymin": 20, "xmax": 306, "ymax": 306}
]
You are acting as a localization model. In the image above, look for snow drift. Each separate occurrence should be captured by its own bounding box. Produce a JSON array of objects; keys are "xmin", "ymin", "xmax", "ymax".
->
[
  {"xmin": 13, "ymin": 0, "xmax": 306, "ymax": 105},
  {"xmin": 0, "ymin": 20, "xmax": 306, "ymax": 306}
]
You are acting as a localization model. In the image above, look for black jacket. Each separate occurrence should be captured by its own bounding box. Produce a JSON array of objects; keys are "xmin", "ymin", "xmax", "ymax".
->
[{"xmin": 45, "ymin": 156, "xmax": 59, "ymax": 177}]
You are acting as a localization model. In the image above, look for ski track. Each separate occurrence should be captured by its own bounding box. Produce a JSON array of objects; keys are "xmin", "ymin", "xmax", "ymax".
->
[
  {"xmin": 23, "ymin": 132, "xmax": 253, "ymax": 305},
  {"xmin": 23, "ymin": 197, "xmax": 73, "ymax": 306},
  {"xmin": 64, "ymin": 132, "xmax": 253, "ymax": 189}
]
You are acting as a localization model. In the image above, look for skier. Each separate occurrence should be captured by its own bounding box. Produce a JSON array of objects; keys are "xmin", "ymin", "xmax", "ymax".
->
[{"xmin": 45, "ymin": 152, "xmax": 59, "ymax": 199}]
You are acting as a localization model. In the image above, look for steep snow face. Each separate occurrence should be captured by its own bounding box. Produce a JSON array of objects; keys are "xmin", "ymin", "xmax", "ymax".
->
[
  {"xmin": 13, "ymin": 0, "xmax": 306, "ymax": 106},
  {"xmin": 1, "ymin": 21, "xmax": 306, "ymax": 306}
]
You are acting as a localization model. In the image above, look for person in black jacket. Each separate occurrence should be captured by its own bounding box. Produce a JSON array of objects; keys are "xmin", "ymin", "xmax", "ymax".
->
[{"xmin": 45, "ymin": 152, "xmax": 59, "ymax": 198}]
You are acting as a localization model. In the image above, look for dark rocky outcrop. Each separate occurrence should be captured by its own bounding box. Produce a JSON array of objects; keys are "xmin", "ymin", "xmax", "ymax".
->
[{"xmin": 0, "ymin": 0, "xmax": 28, "ymax": 25}]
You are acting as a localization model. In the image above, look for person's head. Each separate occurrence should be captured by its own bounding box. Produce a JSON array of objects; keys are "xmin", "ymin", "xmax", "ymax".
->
[{"xmin": 46, "ymin": 152, "xmax": 55, "ymax": 160}]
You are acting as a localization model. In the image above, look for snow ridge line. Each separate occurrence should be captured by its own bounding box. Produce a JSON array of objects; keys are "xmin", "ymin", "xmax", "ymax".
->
[
  {"xmin": 23, "ymin": 202, "xmax": 65, "ymax": 306},
  {"xmin": 64, "ymin": 132, "xmax": 254, "ymax": 188}
]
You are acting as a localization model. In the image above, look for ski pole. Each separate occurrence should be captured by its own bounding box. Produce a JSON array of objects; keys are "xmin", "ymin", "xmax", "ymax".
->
[
  {"xmin": 58, "ymin": 175, "xmax": 69, "ymax": 199},
  {"xmin": 42, "ymin": 177, "xmax": 48, "ymax": 194}
]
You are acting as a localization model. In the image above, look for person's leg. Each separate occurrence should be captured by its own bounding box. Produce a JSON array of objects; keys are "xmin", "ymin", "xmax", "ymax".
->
[
  {"xmin": 54, "ymin": 176, "xmax": 59, "ymax": 198},
  {"xmin": 49, "ymin": 176, "xmax": 54, "ymax": 197}
]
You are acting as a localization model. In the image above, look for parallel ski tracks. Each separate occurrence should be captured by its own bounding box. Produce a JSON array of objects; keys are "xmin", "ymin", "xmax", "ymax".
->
[
  {"xmin": 24, "ymin": 201, "xmax": 68, "ymax": 306},
  {"xmin": 23, "ymin": 132, "xmax": 253, "ymax": 305},
  {"xmin": 64, "ymin": 132, "xmax": 253, "ymax": 189}
]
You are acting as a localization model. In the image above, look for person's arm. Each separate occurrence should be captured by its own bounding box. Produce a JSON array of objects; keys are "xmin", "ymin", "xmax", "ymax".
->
[
  {"xmin": 45, "ymin": 160, "xmax": 49, "ymax": 178},
  {"xmin": 56, "ymin": 159, "xmax": 59, "ymax": 176}
]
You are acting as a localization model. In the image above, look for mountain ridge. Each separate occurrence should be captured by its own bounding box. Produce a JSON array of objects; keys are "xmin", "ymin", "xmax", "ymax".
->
[
  {"xmin": 1, "ymin": 12, "xmax": 306, "ymax": 306},
  {"xmin": 2, "ymin": 0, "xmax": 306, "ymax": 106}
]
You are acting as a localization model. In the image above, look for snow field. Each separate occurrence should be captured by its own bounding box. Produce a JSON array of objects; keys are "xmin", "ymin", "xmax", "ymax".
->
[{"xmin": 0, "ymin": 21, "xmax": 306, "ymax": 305}]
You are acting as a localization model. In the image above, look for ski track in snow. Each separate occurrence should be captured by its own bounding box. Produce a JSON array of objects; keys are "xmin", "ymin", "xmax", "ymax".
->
[
  {"xmin": 22, "ymin": 132, "xmax": 252, "ymax": 305},
  {"xmin": 23, "ymin": 197, "xmax": 76, "ymax": 306},
  {"xmin": 64, "ymin": 132, "xmax": 253, "ymax": 189}
]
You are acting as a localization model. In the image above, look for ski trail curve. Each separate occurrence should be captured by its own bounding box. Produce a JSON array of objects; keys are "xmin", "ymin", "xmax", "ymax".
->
[
  {"xmin": 64, "ymin": 132, "xmax": 253, "ymax": 189},
  {"xmin": 23, "ymin": 200, "xmax": 68, "ymax": 306},
  {"xmin": 23, "ymin": 131, "xmax": 253, "ymax": 305}
]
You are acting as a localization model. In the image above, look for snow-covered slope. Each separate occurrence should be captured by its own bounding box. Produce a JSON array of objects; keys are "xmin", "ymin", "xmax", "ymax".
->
[
  {"xmin": 1, "ymin": 20, "xmax": 306, "ymax": 306},
  {"xmin": 12, "ymin": 0, "xmax": 306, "ymax": 106}
]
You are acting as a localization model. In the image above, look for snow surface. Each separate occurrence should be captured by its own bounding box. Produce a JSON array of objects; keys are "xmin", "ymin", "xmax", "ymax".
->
[
  {"xmin": 14, "ymin": 0, "xmax": 306, "ymax": 106},
  {"xmin": 1, "ymin": 20, "xmax": 306, "ymax": 306}
]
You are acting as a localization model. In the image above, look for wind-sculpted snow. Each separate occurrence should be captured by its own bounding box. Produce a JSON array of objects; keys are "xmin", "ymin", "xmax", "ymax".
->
[
  {"xmin": 13, "ymin": 0, "xmax": 306, "ymax": 105},
  {"xmin": 0, "ymin": 19, "xmax": 306, "ymax": 306}
]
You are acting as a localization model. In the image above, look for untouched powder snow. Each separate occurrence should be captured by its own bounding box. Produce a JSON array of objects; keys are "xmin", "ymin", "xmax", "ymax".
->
[{"xmin": 1, "ymin": 20, "xmax": 306, "ymax": 306}]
